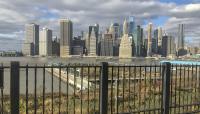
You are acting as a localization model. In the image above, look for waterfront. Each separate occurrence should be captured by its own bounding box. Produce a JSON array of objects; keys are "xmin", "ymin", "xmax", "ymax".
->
[
  {"xmin": 2, "ymin": 67, "xmax": 74, "ymax": 95},
  {"xmin": 0, "ymin": 56, "xmax": 159, "ymax": 65},
  {"xmin": 1, "ymin": 57, "xmax": 200, "ymax": 113},
  {"xmin": 1, "ymin": 56, "xmax": 200, "ymax": 95},
  {"xmin": 0, "ymin": 57, "xmax": 157, "ymax": 95}
]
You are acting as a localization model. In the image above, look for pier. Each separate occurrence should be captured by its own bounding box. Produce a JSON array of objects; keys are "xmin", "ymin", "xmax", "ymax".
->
[{"xmin": 45, "ymin": 68, "xmax": 93, "ymax": 90}]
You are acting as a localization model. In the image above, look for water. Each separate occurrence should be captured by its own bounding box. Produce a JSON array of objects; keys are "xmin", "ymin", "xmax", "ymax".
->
[
  {"xmin": 0, "ymin": 56, "xmax": 159, "ymax": 65},
  {"xmin": 161, "ymin": 60, "xmax": 200, "ymax": 65},
  {"xmin": 3, "ymin": 68, "xmax": 74, "ymax": 95}
]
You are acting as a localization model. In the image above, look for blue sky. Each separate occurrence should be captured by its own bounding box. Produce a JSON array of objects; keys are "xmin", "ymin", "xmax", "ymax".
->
[
  {"xmin": 0, "ymin": 0, "xmax": 200, "ymax": 51},
  {"xmin": 160, "ymin": 0, "xmax": 192, "ymax": 4}
]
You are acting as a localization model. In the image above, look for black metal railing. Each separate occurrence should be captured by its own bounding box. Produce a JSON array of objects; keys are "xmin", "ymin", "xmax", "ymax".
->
[{"xmin": 0, "ymin": 61, "xmax": 200, "ymax": 114}]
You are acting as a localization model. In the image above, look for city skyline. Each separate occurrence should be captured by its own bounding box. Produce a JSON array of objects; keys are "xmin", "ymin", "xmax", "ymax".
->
[{"xmin": 0, "ymin": 0, "xmax": 200, "ymax": 51}]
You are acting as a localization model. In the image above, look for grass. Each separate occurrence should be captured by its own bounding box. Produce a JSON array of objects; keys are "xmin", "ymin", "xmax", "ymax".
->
[{"xmin": 1, "ymin": 66, "xmax": 200, "ymax": 114}]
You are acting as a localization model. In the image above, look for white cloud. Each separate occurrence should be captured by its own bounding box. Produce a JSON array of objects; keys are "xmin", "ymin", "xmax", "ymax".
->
[{"xmin": 0, "ymin": 0, "xmax": 200, "ymax": 50}]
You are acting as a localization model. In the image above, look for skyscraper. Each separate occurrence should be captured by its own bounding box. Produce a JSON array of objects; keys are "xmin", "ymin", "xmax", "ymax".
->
[
  {"xmin": 71, "ymin": 37, "xmax": 85, "ymax": 55},
  {"xmin": 178, "ymin": 24, "xmax": 185, "ymax": 49},
  {"xmin": 52, "ymin": 37, "xmax": 60, "ymax": 56},
  {"xmin": 60, "ymin": 19, "xmax": 73, "ymax": 57},
  {"xmin": 109, "ymin": 23, "xmax": 120, "ymax": 56},
  {"xmin": 119, "ymin": 19, "xmax": 132, "ymax": 58},
  {"xmin": 109, "ymin": 23, "xmax": 120, "ymax": 40},
  {"xmin": 88, "ymin": 24, "xmax": 99, "ymax": 55},
  {"xmin": 100, "ymin": 33, "xmax": 113, "ymax": 56},
  {"xmin": 158, "ymin": 27, "xmax": 162, "ymax": 47},
  {"xmin": 123, "ymin": 19, "xmax": 128, "ymax": 35},
  {"xmin": 39, "ymin": 28, "xmax": 52, "ymax": 56},
  {"xmin": 88, "ymin": 28, "xmax": 97, "ymax": 56},
  {"xmin": 133, "ymin": 25, "xmax": 143, "ymax": 56},
  {"xmin": 153, "ymin": 29, "xmax": 158, "ymax": 53},
  {"xmin": 157, "ymin": 27, "xmax": 163, "ymax": 54},
  {"xmin": 89, "ymin": 24, "xmax": 99, "ymax": 38},
  {"xmin": 23, "ymin": 23, "xmax": 39, "ymax": 56},
  {"xmin": 162, "ymin": 35, "xmax": 176, "ymax": 57},
  {"xmin": 147, "ymin": 23, "xmax": 153, "ymax": 56},
  {"xmin": 128, "ymin": 16, "xmax": 135, "ymax": 35}
]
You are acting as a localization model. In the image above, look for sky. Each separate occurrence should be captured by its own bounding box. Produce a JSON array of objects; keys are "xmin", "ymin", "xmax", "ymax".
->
[{"xmin": 0, "ymin": 0, "xmax": 200, "ymax": 51}]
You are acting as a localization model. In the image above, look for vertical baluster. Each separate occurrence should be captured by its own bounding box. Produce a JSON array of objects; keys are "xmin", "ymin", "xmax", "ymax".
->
[
  {"xmin": 191, "ymin": 65, "xmax": 194, "ymax": 111},
  {"xmin": 34, "ymin": 65, "xmax": 37, "ymax": 114},
  {"xmin": 51, "ymin": 66, "xmax": 53, "ymax": 114},
  {"xmin": 59, "ymin": 65, "xmax": 61, "ymax": 114},
  {"xmin": 133, "ymin": 66, "xmax": 136, "ymax": 112},
  {"xmin": 26, "ymin": 64, "xmax": 28, "ymax": 114},
  {"xmin": 66, "ymin": 67, "xmax": 69, "ymax": 114},
  {"xmin": 87, "ymin": 66, "xmax": 89, "ymax": 114},
  {"xmin": 128, "ymin": 66, "xmax": 130, "ymax": 113},
  {"xmin": 42, "ymin": 65, "xmax": 45, "ymax": 114},
  {"xmin": 74, "ymin": 67, "xmax": 76, "ymax": 114},
  {"xmin": 139, "ymin": 66, "xmax": 141, "ymax": 111},
  {"xmin": 183, "ymin": 65, "xmax": 186, "ymax": 113},
  {"xmin": 80, "ymin": 67, "xmax": 83, "ymax": 114},
  {"xmin": 111, "ymin": 66, "xmax": 113, "ymax": 114},
  {"xmin": 122, "ymin": 65, "xmax": 125, "ymax": 111},
  {"xmin": 170, "ymin": 64, "xmax": 173, "ymax": 114},
  {"xmin": 179, "ymin": 64, "xmax": 181, "ymax": 113}
]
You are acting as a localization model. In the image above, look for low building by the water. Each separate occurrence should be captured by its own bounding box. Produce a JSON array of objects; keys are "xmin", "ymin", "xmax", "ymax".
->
[{"xmin": 0, "ymin": 50, "xmax": 23, "ymax": 57}]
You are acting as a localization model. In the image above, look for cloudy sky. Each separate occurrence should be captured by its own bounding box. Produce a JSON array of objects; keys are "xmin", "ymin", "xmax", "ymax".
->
[{"xmin": 0, "ymin": 0, "xmax": 200, "ymax": 51}]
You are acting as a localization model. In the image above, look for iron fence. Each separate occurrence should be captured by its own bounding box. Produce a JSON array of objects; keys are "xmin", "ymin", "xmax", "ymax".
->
[{"xmin": 0, "ymin": 61, "xmax": 200, "ymax": 114}]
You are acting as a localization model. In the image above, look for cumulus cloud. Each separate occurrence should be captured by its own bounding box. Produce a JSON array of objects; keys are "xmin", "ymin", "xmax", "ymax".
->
[{"xmin": 0, "ymin": 0, "xmax": 200, "ymax": 50}]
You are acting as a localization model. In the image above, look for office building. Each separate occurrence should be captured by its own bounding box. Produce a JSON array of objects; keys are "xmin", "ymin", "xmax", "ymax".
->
[
  {"xmin": 119, "ymin": 19, "xmax": 132, "ymax": 58},
  {"xmin": 52, "ymin": 37, "xmax": 60, "ymax": 56},
  {"xmin": 147, "ymin": 23, "xmax": 153, "ymax": 56},
  {"xmin": 153, "ymin": 29, "xmax": 158, "ymax": 53},
  {"xmin": 22, "ymin": 43, "xmax": 34, "ymax": 56},
  {"xmin": 109, "ymin": 23, "xmax": 120, "ymax": 56},
  {"xmin": 177, "ymin": 24, "xmax": 188, "ymax": 56},
  {"xmin": 100, "ymin": 33, "xmax": 113, "ymax": 56},
  {"xmin": 128, "ymin": 16, "xmax": 136, "ymax": 35},
  {"xmin": 157, "ymin": 27, "xmax": 163, "ymax": 54},
  {"xmin": 177, "ymin": 24, "xmax": 185, "ymax": 49},
  {"xmin": 158, "ymin": 27, "xmax": 162, "ymax": 47},
  {"xmin": 162, "ymin": 35, "xmax": 176, "ymax": 57},
  {"xmin": 109, "ymin": 23, "xmax": 120, "ymax": 40},
  {"xmin": 87, "ymin": 24, "xmax": 99, "ymax": 55},
  {"xmin": 89, "ymin": 24, "xmax": 99, "ymax": 38},
  {"xmin": 39, "ymin": 28, "xmax": 52, "ymax": 56},
  {"xmin": 72, "ymin": 37, "xmax": 85, "ymax": 55},
  {"xmin": 23, "ymin": 23, "xmax": 39, "ymax": 56},
  {"xmin": 87, "ymin": 28, "xmax": 97, "ymax": 56},
  {"xmin": 60, "ymin": 19, "xmax": 73, "ymax": 57},
  {"xmin": 133, "ymin": 25, "xmax": 143, "ymax": 56}
]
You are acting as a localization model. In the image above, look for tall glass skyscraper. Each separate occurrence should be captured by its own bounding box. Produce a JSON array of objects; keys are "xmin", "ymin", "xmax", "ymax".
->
[
  {"xmin": 23, "ymin": 23, "xmax": 39, "ymax": 56},
  {"xmin": 147, "ymin": 23, "xmax": 153, "ymax": 56},
  {"xmin": 133, "ymin": 25, "xmax": 143, "ymax": 56},
  {"xmin": 178, "ymin": 24, "xmax": 184, "ymax": 49},
  {"xmin": 60, "ymin": 19, "xmax": 73, "ymax": 57},
  {"xmin": 153, "ymin": 29, "xmax": 158, "ymax": 53},
  {"xmin": 128, "ymin": 16, "xmax": 135, "ymax": 35}
]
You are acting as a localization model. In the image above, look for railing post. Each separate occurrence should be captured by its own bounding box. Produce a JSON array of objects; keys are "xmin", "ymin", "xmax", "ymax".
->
[
  {"xmin": 162, "ymin": 62, "xmax": 171, "ymax": 114},
  {"xmin": 10, "ymin": 61, "xmax": 20, "ymax": 114},
  {"xmin": 0, "ymin": 65, "xmax": 3, "ymax": 89},
  {"xmin": 0, "ymin": 65, "xmax": 4, "ymax": 114},
  {"xmin": 100, "ymin": 62, "xmax": 108, "ymax": 114}
]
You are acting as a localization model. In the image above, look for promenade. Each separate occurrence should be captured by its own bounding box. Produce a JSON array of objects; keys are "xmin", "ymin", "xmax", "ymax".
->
[{"xmin": 45, "ymin": 68, "xmax": 92, "ymax": 90}]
